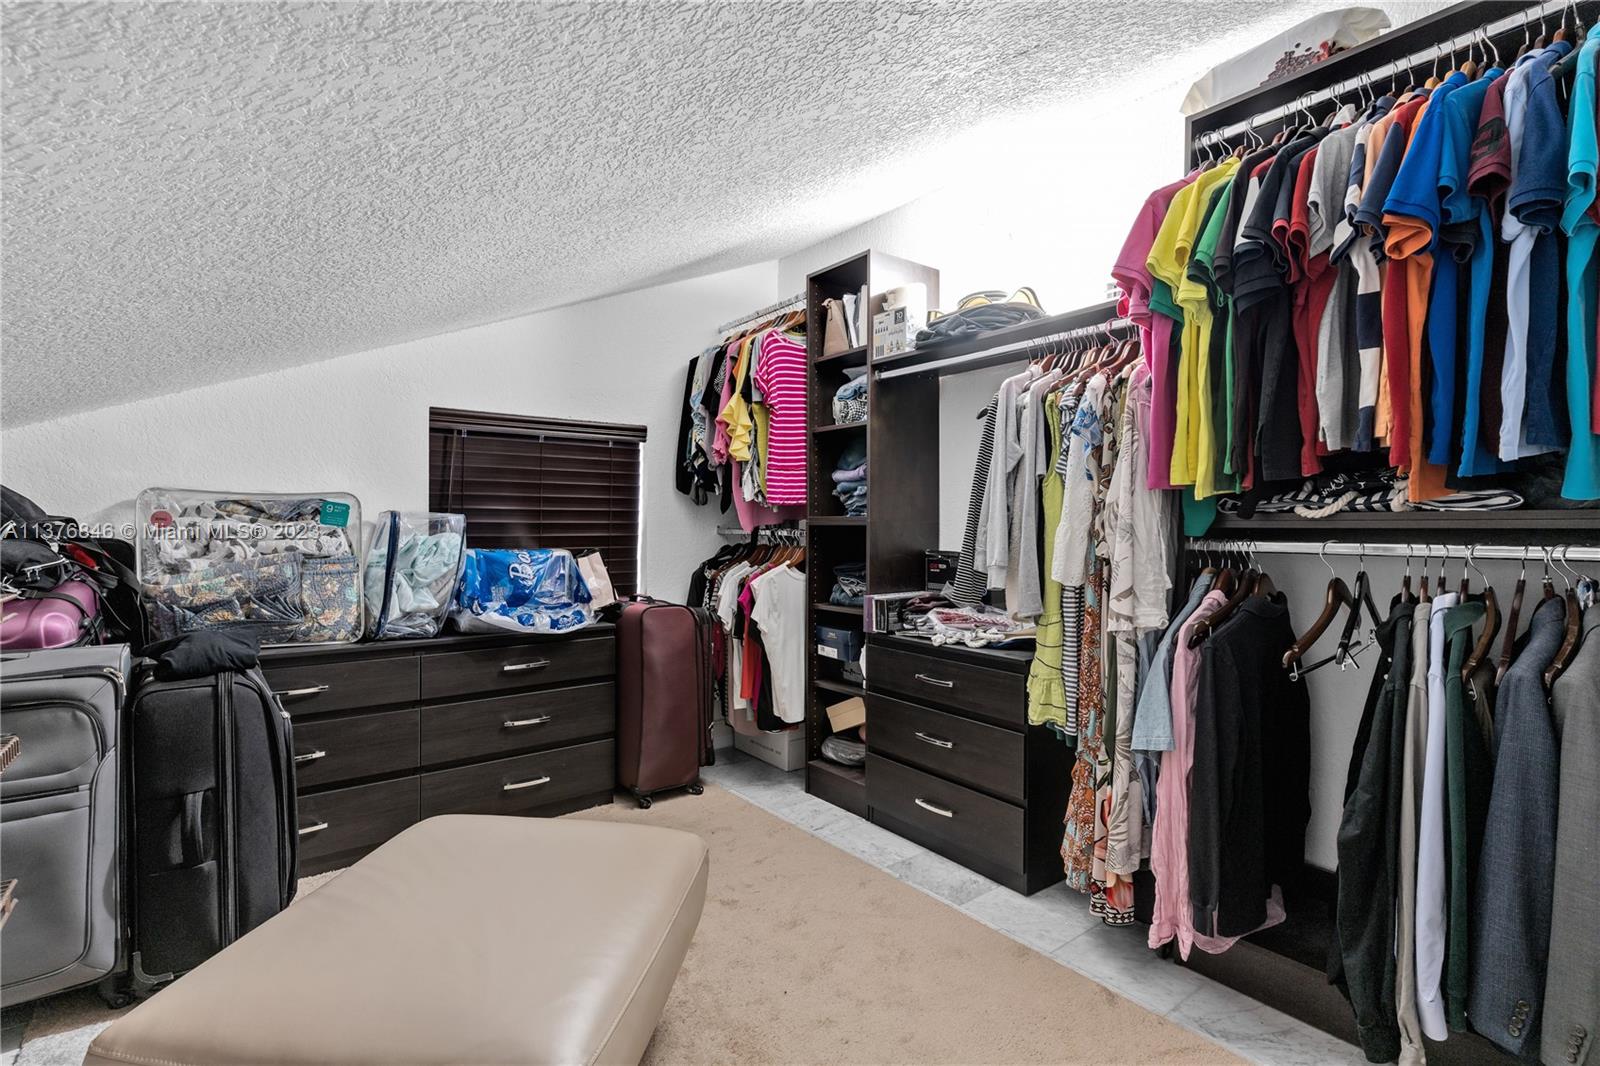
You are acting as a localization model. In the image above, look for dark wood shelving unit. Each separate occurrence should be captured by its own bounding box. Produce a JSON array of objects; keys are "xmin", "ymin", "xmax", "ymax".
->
[{"xmin": 803, "ymin": 249, "xmax": 939, "ymax": 816}]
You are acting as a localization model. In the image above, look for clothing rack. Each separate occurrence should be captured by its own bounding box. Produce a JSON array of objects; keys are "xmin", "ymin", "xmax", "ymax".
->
[
  {"xmin": 1186, "ymin": 537, "xmax": 1600, "ymax": 563},
  {"xmin": 717, "ymin": 521, "xmax": 805, "ymax": 541},
  {"xmin": 1188, "ymin": 0, "xmax": 1596, "ymax": 153},
  {"xmin": 874, "ymin": 312, "xmax": 1134, "ymax": 381},
  {"xmin": 715, "ymin": 292, "xmax": 805, "ymax": 337}
]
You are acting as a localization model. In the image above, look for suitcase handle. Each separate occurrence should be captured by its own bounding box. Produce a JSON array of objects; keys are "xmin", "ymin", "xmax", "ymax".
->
[
  {"xmin": 297, "ymin": 821, "xmax": 329, "ymax": 836},
  {"xmin": 913, "ymin": 731, "xmax": 954, "ymax": 750},
  {"xmin": 503, "ymin": 775, "xmax": 551, "ymax": 791},
  {"xmin": 914, "ymin": 798, "xmax": 955, "ymax": 818},
  {"xmin": 280, "ymin": 685, "xmax": 329, "ymax": 699},
  {"xmin": 503, "ymin": 716, "xmax": 553, "ymax": 728},
  {"xmin": 501, "ymin": 660, "xmax": 550, "ymax": 674},
  {"xmin": 914, "ymin": 673, "xmax": 955, "ymax": 689},
  {"xmin": 293, "ymin": 749, "xmax": 327, "ymax": 764}
]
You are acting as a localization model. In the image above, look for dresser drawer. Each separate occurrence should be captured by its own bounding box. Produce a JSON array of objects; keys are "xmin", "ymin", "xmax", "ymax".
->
[
  {"xmin": 292, "ymin": 708, "xmax": 418, "ymax": 790},
  {"xmin": 868, "ymin": 645, "xmax": 1025, "ymax": 729},
  {"xmin": 419, "ymin": 739, "xmax": 614, "ymax": 818},
  {"xmin": 295, "ymin": 777, "xmax": 418, "ymax": 876},
  {"xmin": 868, "ymin": 695, "xmax": 1025, "ymax": 804},
  {"xmin": 264, "ymin": 657, "xmax": 420, "ymax": 718},
  {"xmin": 867, "ymin": 754, "xmax": 1024, "ymax": 881},
  {"xmin": 419, "ymin": 637, "xmax": 615, "ymax": 700},
  {"xmin": 420, "ymin": 683, "xmax": 615, "ymax": 766}
]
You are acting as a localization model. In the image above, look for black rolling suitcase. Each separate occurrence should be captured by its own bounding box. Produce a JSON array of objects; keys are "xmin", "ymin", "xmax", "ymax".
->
[{"xmin": 120, "ymin": 665, "xmax": 298, "ymax": 998}]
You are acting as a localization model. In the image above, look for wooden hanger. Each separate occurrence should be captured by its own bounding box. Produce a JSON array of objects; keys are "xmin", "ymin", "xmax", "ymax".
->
[
  {"xmin": 1460, "ymin": 546, "xmax": 1501, "ymax": 683},
  {"xmin": 1191, "ymin": 543, "xmax": 1260, "ymax": 648},
  {"xmin": 1283, "ymin": 543, "xmax": 1354, "ymax": 674},
  {"xmin": 1545, "ymin": 548, "xmax": 1584, "ymax": 688},
  {"xmin": 1336, "ymin": 551, "xmax": 1385, "ymax": 666},
  {"xmin": 1495, "ymin": 547, "xmax": 1530, "ymax": 687}
]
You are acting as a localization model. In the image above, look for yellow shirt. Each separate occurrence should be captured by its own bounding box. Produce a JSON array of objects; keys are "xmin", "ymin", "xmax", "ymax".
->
[
  {"xmin": 1160, "ymin": 158, "xmax": 1238, "ymax": 486},
  {"xmin": 718, "ymin": 336, "xmax": 756, "ymax": 462}
]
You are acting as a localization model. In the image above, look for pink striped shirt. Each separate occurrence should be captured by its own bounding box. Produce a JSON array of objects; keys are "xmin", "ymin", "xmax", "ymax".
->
[{"xmin": 752, "ymin": 331, "xmax": 808, "ymax": 506}]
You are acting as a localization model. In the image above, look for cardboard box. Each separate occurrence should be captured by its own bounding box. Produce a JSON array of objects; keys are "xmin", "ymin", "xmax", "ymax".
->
[
  {"xmin": 871, "ymin": 307, "xmax": 918, "ymax": 361},
  {"xmin": 826, "ymin": 696, "xmax": 866, "ymax": 732},
  {"xmin": 734, "ymin": 727, "xmax": 806, "ymax": 772}
]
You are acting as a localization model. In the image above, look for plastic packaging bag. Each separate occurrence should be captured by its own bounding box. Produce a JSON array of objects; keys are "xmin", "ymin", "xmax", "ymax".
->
[
  {"xmin": 136, "ymin": 489, "xmax": 363, "ymax": 645},
  {"xmin": 363, "ymin": 512, "xmax": 466, "ymax": 639},
  {"xmin": 449, "ymin": 548, "xmax": 594, "ymax": 634}
]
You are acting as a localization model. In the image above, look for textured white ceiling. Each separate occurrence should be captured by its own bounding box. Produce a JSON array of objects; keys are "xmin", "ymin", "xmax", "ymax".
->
[{"xmin": 3, "ymin": 1, "xmax": 1407, "ymax": 425}]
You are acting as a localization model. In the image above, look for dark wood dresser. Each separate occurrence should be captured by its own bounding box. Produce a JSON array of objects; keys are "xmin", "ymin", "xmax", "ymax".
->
[
  {"xmin": 864, "ymin": 634, "xmax": 1070, "ymax": 895},
  {"xmin": 261, "ymin": 626, "xmax": 617, "ymax": 876}
]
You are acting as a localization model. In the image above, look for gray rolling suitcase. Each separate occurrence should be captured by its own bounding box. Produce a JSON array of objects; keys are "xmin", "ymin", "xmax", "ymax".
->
[{"xmin": 0, "ymin": 645, "xmax": 130, "ymax": 1007}]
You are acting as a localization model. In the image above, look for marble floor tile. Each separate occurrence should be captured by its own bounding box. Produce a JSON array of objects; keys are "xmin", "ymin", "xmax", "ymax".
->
[
  {"xmin": 1051, "ymin": 925, "xmax": 1212, "ymax": 1015},
  {"xmin": 885, "ymin": 850, "xmax": 998, "ymax": 906},
  {"xmin": 960, "ymin": 886, "xmax": 1085, "ymax": 955},
  {"xmin": 817, "ymin": 818, "xmax": 924, "ymax": 868}
]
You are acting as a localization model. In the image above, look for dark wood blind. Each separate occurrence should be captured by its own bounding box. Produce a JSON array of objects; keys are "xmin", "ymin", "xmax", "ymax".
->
[{"xmin": 427, "ymin": 408, "xmax": 646, "ymax": 595}]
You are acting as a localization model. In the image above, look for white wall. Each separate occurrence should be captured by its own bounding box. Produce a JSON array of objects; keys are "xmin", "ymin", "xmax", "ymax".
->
[{"xmin": 0, "ymin": 261, "xmax": 779, "ymax": 599}]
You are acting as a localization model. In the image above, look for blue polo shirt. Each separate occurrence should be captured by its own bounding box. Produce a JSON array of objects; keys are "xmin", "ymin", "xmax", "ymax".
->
[{"xmin": 1562, "ymin": 29, "xmax": 1600, "ymax": 500}]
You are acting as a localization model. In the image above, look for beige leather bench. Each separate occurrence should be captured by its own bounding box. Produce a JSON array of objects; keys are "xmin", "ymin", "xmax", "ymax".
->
[{"xmin": 85, "ymin": 814, "xmax": 709, "ymax": 1066}]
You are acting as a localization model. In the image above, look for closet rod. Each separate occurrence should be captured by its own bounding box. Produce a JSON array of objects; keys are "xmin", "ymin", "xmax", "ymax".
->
[
  {"xmin": 715, "ymin": 292, "xmax": 805, "ymax": 336},
  {"xmin": 1193, "ymin": 0, "xmax": 1592, "ymax": 148},
  {"xmin": 874, "ymin": 315, "xmax": 1134, "ymax": 381},
  {"xmin": 1186, "ymin": 537, "xmax": 1600, "ymax": 563}
]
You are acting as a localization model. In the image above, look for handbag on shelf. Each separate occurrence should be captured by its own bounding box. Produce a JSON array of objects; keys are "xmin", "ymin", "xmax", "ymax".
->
[{"xmin": 821, "ymin": 298, "xmax": 851, "ymax": 357}]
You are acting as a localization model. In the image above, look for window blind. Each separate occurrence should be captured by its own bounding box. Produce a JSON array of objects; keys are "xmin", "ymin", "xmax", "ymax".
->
[{"xmin": 428, "ymin": 408, "xmax": 646, "ymax": 595}]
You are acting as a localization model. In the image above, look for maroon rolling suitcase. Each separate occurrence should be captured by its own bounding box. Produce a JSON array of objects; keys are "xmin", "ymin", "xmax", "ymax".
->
[{"xmin": 616, "ymin": 599, "xmax": 715, "ymax": 808}]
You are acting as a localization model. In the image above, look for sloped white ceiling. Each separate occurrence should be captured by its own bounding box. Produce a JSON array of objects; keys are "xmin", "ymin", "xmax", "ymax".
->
[{"xmin": 3, "ymin": 1, "xmax": 1407, "ymax": 425}]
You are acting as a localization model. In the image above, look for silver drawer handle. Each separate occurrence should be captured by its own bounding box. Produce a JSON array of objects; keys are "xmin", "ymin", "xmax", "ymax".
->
[
  {"xmin": 503, "ymin": 715, "xmax": 553, "ymax": 729},
  {"xmin": 914, "ymin": 798, "xmax": 954, "ymax": 818},
  {"xmin": 914, "ymin": 673, "xmax": 954, "ymax": 689},
  {"xmin": 293, "ymin": 750, "xmax": 327, "ymax": 764},
  {"xmin": 298, "ymin": 821, "xmax": 329, "ymax": 836},
  {"xmin": 280, "ymin": 685, "xmax": 329, "ymax": 698},
  {"xmin": 913, "ymin": 732, "xmax": 954, "ymax": 750},
  {"xmin": 502, "ymin": 660, "xmax": 550, "ymax": 674},
  {"xmin": 503, "ymin": 775, "xmax": 551, "ymax": 792}
]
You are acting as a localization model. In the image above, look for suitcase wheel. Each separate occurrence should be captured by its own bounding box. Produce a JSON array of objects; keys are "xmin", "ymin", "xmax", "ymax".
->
[
  {"xmin": 636, "ymin": 794, "xmax": 653, "ymax": 809},
  {"xmin": 688, "ymin": 783, "xmax": 705, "ymax": 796}
]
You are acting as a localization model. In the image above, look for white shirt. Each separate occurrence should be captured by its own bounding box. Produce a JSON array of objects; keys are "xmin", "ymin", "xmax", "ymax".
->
[
  {"xmin": 1416, "ymin": 592, "xmax": 1459, "ymax": 1040},
  {"xmin": 976, "ymin": 367, "xmax": 1039, "ymax": 590},
  {"xmin": 1051, "ymin": 373, "xmax": 1108, "ymax": 587},
  {"xmin": 749, "ymin": 565, "xmax": 807, "ymax": 726},
  {"xmin": 716, "ymin": 562, "xmax": 754, "ymax": 717}
]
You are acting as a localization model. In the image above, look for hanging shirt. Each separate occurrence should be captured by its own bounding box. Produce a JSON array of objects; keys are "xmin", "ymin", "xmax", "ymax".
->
[
  {"xmin": 1178, "ymin": 171, "xmax": 1238, "ymax": 494},
  {"xmin": 751, "ymin": 331, "xmax": 807, "ymax": 506},
  {"xmin": 1336, "ymin": 96, "xmax": 1396, "ymax": 451},
  {"xmin": 1442, "ymin": 599, "xmax": 1493, "ymax": 1032},
  {"xmin": 1308, "ymin": 108, "xmax": 1363, "ymax": 452},
  {"xmin": 1114, "ymin": 174, "xmax": 1193, "ymax": 491},
  {"xmin": 749, "ymin": 564, "xmax": 807, "ymax": 726},
  {"xmin": 976, "ymin": 367, "xmax": 1039, "ymax": 590},
  {"xmin": 1564, "ymin": 30, "xmax": 1600, "ymax": 500},
  {"xmin": 1466, "ymin": 74, "xmax": 1516, "ymax": 458},
  {"xmin": 1498, "ymin": 47, "xmax": 1567, "ymax": 461},
  {"xmin": 1415, "ymin": 590, "xmax": 1459, "ymax": 1041},
  {"xmin": 1396, "ymin": 597, "xmax": 1432, "ymax": 1066},
  {"xmin": 1439, "ymin": 67, "xmax": 1512, "ymax": 480}
]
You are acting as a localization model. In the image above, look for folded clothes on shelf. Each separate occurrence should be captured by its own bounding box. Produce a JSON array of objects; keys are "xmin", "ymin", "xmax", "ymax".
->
[{"xmin": 830, "ymin": 562, "xmax": 865, "ymax": 606}]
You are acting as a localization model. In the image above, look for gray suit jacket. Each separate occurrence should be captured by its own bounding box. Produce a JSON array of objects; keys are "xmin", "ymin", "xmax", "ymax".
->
[
  {"xmin": 1469, "ymin": 597, "xmax": 1566, "ymax": 1057},
  {"xmin": 1543, "ymin": 605, "xmax": 1600, "ymax": 1066}
]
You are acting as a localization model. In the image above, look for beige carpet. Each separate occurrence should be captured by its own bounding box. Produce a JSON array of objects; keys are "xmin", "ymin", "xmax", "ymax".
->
[
  {"xmin": 573, "ymin": 786, "xmax": 1240, "ymax": 1066},
  {"xmin": 11, "ymin": 786, "xmax": 1239, "ymax": 1066}
]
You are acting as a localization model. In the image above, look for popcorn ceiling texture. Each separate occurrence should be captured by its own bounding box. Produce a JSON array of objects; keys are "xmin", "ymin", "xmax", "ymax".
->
[{"xmin": 4, "ymin": 0, "xmax": 1376, "ymax": 425}]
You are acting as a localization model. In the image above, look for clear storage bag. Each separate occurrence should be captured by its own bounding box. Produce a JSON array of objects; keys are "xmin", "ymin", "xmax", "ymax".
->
[
  {"xmin": 363, "ymin": 512, "xmax": 466, "ymax": 640},
  {"xmin": 136, "ymin": 489, "xmax": 364, "ymax": 645}
]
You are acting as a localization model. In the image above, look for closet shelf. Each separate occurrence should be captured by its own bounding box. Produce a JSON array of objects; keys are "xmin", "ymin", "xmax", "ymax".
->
[
  {"xmin": 815, "ymin": 345, "xmax": 868, "ymax": 369},
  {"xmin": 807, "ymin": 758, "xmax": 865, "ymax": 788},
  {"xmin": 1208, "ymin": 508, "xmax": 1600, "ymax": 538},
  {"xmin": 813, "ymin": 678, "xmax": 865, "ymax": 698},
  {"xmin": 814, "ymin": 420, "xmax": 867, "ymax": 435},
  {"xmin": 812, "ymin": 603, "xmax": 863, "ymax": 618},
  {"xmin": 809, "ymin": 515, "xmax": 867, "ymax": 527}
]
